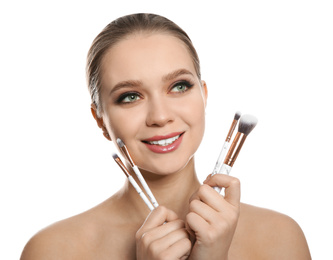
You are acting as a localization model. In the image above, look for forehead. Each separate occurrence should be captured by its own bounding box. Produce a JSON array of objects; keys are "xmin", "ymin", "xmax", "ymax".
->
[{"xmin": 100, "ymin": 33, "xmax": 196, "ymax": 85}]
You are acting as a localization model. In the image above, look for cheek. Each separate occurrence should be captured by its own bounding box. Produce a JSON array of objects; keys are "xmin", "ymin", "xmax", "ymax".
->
[
  {"xmin": 179, "ymin": 94, "xmax": 206, "ymax": 154},
  {"xmin": 105, "ymin": 107, "xmax": 144, "ymax": 144},
  {"xmin": 183, "ymin": 95, "xmax": 206, "ymax": 131}
]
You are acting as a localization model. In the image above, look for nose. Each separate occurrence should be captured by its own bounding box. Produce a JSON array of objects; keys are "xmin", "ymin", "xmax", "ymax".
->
[{"xmin": 146, "ymin": 98, "xmax": 174, "ymax": 127}]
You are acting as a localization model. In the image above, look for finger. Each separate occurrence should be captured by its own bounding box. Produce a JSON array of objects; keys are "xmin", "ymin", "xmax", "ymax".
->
[
  {"xmin": 189, "ymin": 184, "xmax": 228, "ymax": 212},
  {"xmin": 160, "ymin": 237, "xmax": 192, "ymax": 259},
  {"xmin": 189, "ymin": 198, "xmax": 218, "ymax": 224},
  {"xmin": 136, "ymin": 206, "xmax": 178, "ymax": 239},
  {"xmin": 186, "ymin": 211, "xmax": 209, "ymax": 235},
  {"xmin": 204, "ymin": 174, "xmax": 241, "ymax": 207},
  {"xmin": 149, "ymin": 228, "xmax": 190, "ymax": 256},
  {"xmin": 139, "ymin": 219, "xmax": 186, "ymax": 246}
]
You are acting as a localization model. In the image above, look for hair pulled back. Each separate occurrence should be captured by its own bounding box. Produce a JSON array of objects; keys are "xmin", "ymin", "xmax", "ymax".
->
[{"xmin": 86, "ymin": 13, "xmax": 201, "ymax": 116}]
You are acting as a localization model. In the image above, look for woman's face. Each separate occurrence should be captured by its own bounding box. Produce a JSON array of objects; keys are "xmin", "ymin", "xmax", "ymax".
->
[{"xmin": 99, "ymin": 33, "xmax": 207, "ymax": 176}]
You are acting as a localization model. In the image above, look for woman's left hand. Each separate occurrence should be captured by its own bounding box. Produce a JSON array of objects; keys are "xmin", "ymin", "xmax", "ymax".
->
[{"xmin": 185, "ymin": 174, "xmax": 241, "ymax": 260}]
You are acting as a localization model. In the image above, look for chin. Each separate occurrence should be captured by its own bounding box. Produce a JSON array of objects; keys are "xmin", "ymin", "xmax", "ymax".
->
[{"xmin": 137, "ymin": 154, "xmax": 192, "ymax": 178}]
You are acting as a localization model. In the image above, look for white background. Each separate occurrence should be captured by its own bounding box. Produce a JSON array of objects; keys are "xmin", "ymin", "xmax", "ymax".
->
[{"xmin": 1, "ymin": 0, "xmax": 332, "ymax": 259}]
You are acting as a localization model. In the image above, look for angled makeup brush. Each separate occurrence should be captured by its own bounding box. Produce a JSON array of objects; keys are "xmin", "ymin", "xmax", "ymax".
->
[
  {"xmin": 112, "ymin": 153, "xmax": 154, "ymax": 211},
  {"xmin": 212, "ymin": 114, "xmax": 258, "ymax": 193},
  {"xmin": 117, "ymin": 138, "xmax": 159, "ymax": 208},
  {"xmin": 212, "ymin": 111, "xmax": 242, "ymax": 176}
]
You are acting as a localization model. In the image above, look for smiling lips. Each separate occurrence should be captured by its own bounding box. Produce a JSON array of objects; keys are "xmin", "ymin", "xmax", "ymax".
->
[{"xmin": 142, "ymin": 132, "xmax": 184, "ymax": 153}]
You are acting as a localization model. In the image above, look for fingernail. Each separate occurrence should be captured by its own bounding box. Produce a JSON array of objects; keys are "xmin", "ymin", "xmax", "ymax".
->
[{"xmin": 204, "ymin": 174, "xmax": 212, "ymax": 183}]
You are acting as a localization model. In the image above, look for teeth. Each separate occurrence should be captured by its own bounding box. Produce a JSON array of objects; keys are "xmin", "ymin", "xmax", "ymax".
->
[{"xmin": 149, "ymin": 135, "xmax": 180, "ymax": 146}]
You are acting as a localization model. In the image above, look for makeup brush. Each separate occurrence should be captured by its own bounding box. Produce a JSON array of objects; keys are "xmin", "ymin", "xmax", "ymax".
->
[
  {"xmin": 117, "ymin": 138, "xmax": 159, "ymax": 208},
  {"xmin": 212, "ymin": 114, "xmax": 258, "ymax": 193},
  {"xmin": 212, "ymin": 111, "xmax": 242, "ymax": 176},
  {"xmin": 112, "ymin": 153, "xmax": 154, "ymax": 211}
]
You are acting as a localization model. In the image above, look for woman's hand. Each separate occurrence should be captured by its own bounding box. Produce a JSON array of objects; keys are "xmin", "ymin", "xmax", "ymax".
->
[
  {"xmin": 186, "ymin": 174, "xmax": 241, "ymax": 260},
  {"xmin": 136, "ymin": 206, "xmax": 192, "ymax": 260}
]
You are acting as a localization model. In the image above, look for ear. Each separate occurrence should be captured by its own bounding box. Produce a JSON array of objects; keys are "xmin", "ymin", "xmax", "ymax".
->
[
  {"xmin": 90, "ymin": 104, "xmax": 112, "ymax": 141},
  {"xmin": 201, "ymin": 80, "xmax": 208, "ymax": 107}
]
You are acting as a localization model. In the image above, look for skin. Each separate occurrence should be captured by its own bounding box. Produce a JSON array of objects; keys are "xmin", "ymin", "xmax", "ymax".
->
[{"xmin": 21, "ymin": 33, "xmax": 311, "ymax": 259}]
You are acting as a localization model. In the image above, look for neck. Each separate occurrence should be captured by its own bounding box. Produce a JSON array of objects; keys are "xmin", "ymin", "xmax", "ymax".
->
[{"xmin": 122, "ymin": 157, "xmax": 201, "ymax": 221}]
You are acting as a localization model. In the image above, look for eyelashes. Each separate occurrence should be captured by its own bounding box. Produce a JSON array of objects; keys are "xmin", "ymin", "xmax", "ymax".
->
[
  {"xmin": 115, "ymin": 80, "xmax": 195, "ymax": 104},
  {"xmin": 116, "ymin": 91, "xmax": 141, "ymax": 104},
  {"xmin": 170, "ymin": 80, "xmax": 194, "ymax": 93}
]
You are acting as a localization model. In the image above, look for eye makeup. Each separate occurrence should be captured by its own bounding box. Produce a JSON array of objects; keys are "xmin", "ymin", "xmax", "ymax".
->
[
  {"xmin": 116, "ymin": 91, "xmax": 142, "ymax": 104},
  {"xmin": 113, "ymin": 79, "xmax": 195, "ymax": 105},
  {"xmin": 169, "ymin": 80, "xmax": 194, "ymax": 93}
]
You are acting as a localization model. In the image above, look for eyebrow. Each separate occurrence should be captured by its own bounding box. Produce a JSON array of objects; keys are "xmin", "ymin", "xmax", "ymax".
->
[
  {"xmin": 162, "ymin": 68, "xmax": 194, "ymax": 82},
  {"xmin": 109, "ymin": 68, "xmax": 194, "ymax": 96},
  {"xmin": 109, "ymin": 80, "xmax": 142, "ymax": 96}
]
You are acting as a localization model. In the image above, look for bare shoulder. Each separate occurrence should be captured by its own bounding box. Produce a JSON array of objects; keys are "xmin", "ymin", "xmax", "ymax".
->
[
  {"xmin": 20, "ymin": 193, "xmax": 137, "ymax": 260},
  {"xmin": 20, "ymin": 213, "xmax": 91, "ymax": 260},
  {"xmin": 234, "ymin": 203, "xmax": 311, "ymax": 259}
]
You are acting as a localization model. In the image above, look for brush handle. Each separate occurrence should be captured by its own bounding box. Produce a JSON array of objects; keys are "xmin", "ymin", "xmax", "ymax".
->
[
  {"xmin": 128, "ymin": 176, "xmax": 154, "ymax": 211},
  {"xmin": 219, "ymin": 163, "xmax": 232, "ymax": 176},
  {"xmin": 133, "ymin": 165, "xmax": 159, "ymax": 208},
  {"xmin": 212, "ymin": 141, "xmax": 230, "ymax": 176},
  {"xmin": 213, "ymin": 164, "xmax": 232, "ymax": 193}
]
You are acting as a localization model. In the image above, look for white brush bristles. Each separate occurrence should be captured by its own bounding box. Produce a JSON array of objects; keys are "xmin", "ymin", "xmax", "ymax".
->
[{"xmin": 238, "ymin": 114, "xmax": 258, "ymax": 135}]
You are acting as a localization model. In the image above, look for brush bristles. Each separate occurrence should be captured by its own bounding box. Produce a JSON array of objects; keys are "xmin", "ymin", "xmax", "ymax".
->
[
  {"xmin": 234, "ymin": 111, "xmax": 242, "ymax": 120},
  {"xmin": 112, "ymin": 153, "xmax": 119, "ymax": 160},
  {"xmin": 238, "ymin": 114, "xmax": 258, "ymax": 135},
  {"xmin": 112, "ymin": 153, "xmax": 130, "ymax": 177},
  {"xmin": 117, "ymin": 138, "xmax": 125, "ymax": 148}
]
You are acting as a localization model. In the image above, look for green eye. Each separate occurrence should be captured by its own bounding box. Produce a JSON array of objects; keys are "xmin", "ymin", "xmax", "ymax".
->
[
  {"xmin": 119, "ymin": 93, "xmax": 141, "ymax": 103},
  {"xmin": 170, "ymin": 82, "xmax": 191, "ymax": 93}
]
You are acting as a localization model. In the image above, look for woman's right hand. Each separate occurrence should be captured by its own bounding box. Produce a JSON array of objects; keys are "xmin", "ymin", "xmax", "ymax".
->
[{"xmin": 136, "ymin": 206, "xmax": 192, "ymax": 260}]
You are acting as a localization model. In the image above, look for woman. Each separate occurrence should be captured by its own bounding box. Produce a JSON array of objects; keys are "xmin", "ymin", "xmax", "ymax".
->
[{"xmin": 21, "ymin": 13, "xmax": 311, "ymax": 259}]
